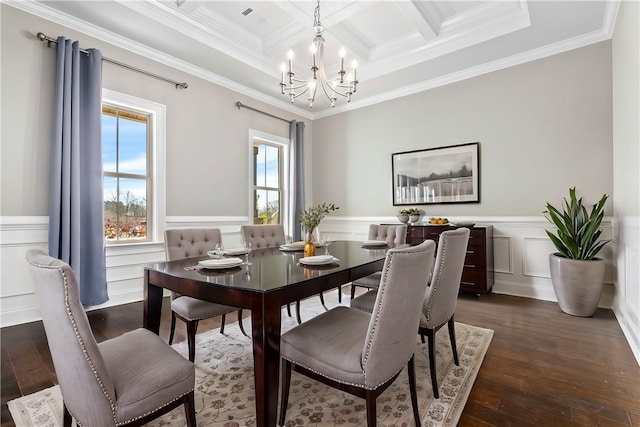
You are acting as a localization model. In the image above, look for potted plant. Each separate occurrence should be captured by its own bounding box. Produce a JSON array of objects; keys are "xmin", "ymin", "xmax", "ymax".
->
[
  {"xmin": 398, "ymin": 208, "xmax": 420, "ymax": 224},
  {"xmin": 544, "ymin": 187, "xmax": 609, "ymax": 317},
  {"xmin": 298, "ymin": 202, "xmax": 339, "ymax": 257}
]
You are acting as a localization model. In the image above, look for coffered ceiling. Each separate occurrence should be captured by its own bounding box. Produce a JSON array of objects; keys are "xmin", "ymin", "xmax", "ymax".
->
[{"xmin": 10, "ymin": 1, "xmax": 618, "ymax": 118}]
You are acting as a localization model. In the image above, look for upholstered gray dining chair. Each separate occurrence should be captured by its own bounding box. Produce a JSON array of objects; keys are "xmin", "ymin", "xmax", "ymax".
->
[
  {"xmin": 241, "ymin": 224, "xmax": 309, "ymax": 323},
  {"xmin": 351, "ymin": 227, "xmax": 470, "ymax": 399},
  {"xmin": 165, "ymin": 228, "xmax": 245, "ymax": 362},
  {"xmin": 240, "ymin": 224, "xmax": 287, "ymax": 249},
  {"xmin": 278, "ymin": 239, "xmax": 436, "ymax": 427},
  {"xmin": 26, "ymin": 250, "xmax": 196, "ymax": 427},
  {"xmin": 349, "ymin": 224, "xmax": 408, "ymax": 299}
]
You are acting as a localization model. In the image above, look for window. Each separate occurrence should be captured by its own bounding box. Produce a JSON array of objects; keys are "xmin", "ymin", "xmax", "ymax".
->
[
  {"xmin": 250, "ymin": 131, "xmax": 289, "ymax": 227},
  {"xmin": 102, "ymin": 90, "xmax": 165, "ymax": 244}
]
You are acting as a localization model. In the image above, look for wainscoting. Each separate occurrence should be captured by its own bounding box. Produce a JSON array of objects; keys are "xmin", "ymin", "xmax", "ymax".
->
[{"xmin": 1, "ymin": 215, "xmax": 637, "ymax": 364}]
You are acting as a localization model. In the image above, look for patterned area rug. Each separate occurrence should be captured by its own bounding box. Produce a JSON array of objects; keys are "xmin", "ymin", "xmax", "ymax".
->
[{"xmin": 8, "ymin": 291, "xmax": 492, "ymax": 427}]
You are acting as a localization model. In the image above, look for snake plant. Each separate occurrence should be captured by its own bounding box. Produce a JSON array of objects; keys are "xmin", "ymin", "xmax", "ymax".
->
[{"xmin": 544, "ymin": 187, "xmax": 609, "ymax": 260}]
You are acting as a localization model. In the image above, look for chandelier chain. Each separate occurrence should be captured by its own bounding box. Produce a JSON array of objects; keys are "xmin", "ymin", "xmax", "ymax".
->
[{"xmin": 313, "ymin": 0, "xmax": 321, "ymax": 27}]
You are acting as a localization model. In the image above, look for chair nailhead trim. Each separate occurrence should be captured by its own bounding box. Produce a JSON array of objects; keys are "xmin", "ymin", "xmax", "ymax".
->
[{"xmin": 115, "ymin": 389, "xmax": 194, "ymax": 426}]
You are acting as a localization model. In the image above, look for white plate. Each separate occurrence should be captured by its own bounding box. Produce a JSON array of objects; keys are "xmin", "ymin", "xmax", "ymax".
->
[
  {"xmin": 198, "ymin": 257, "xmax": 244, "ymax": 269},
  {"xmin": 299, "ymin": 255, "xmax": 339, "ymax": 265},
  {"xmin": 280, "ymin": 244, "xmax": 304, "ymax": 252},
  {"xmin": 361, "ymin": 240, "xmax": 387, "ymax": 246},
  {"xmin": 222, "ymin": 247, "xmax": 250, "ymax": 256},
  {"xmin": 451, "ymin": 222, "xmax": 475, "ymax": 228}
]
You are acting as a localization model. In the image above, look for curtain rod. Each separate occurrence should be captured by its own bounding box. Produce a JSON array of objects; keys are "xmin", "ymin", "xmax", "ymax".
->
[
  {"xmin": 236, "ymin": 101, "xmax": 291, "ymax": 123},
  {"xmin": 36, "ymin": 32, "xmax": 188, "ymax": 90}
]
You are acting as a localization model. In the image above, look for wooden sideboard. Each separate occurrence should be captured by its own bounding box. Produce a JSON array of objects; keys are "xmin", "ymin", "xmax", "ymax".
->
[{"xmin": 406, "ymin": 224, "xmax": 494, "ymax": 295}]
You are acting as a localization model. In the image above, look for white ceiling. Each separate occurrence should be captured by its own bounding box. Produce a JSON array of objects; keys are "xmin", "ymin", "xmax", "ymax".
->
[{"xmin": 11, "ymin": 0, "xmax": 618, "ymax": 118}]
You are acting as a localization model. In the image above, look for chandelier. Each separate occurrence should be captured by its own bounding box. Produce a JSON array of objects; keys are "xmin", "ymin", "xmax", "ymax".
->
[{"xmin": 279, "ymin": 0, "xmax": 358, "ymax": 108}]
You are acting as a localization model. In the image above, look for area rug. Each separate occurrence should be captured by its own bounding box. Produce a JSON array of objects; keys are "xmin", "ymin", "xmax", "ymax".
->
[{"xmin": 8, "ymin": 292, "xmax": 493, "ymax": 427}]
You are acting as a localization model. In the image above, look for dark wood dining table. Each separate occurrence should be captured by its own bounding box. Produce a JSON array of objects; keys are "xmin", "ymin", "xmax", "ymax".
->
[{"xmin": 143, "ymin": 240, "xmax": 389, "ymax": 427}]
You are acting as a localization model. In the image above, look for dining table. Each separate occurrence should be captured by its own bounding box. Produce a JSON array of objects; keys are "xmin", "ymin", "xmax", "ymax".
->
[{"xmin": 143, "ymin": 239, "xmax": 391, "ymax": 427}]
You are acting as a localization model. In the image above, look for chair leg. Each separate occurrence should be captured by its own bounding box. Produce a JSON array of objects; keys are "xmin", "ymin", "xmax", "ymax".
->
[
  {"xmin": 420, "ymin": 334, "xmax": 425, "ymax": 344},
  {"xmin": 427, "ymin": 329, "xmax": 439, "ymax": 399},
  {"xmin": 448, "ymin": 316, "xmax": 459, "ymax": 366},
  {"xmin": 319, "ymin": 292, "xmax": 327, "ymax": 310},
  {"xmin": 186, "ymin": 320, "xmax": 199, "ymax": 362},
  {"xmin": 295, "ymin": 301, "xmax": 302, "ymax": 324},
  {"xmin": 238, "ymin": 309, "xmax": 248, "ymax": 337},
  {"xmin": 278, "ymin": 359, "xmax": 293, "ymax": 426},
  {"xmin": 169, "ymin": 311, "xmax": 177, "ymax": 345},
  {"xmin": 220, "ymin": 313, "xmax": 227, "ymax": 334},
  {"xmin": 407, "ymin": 356, "xmax": 421, "ymax": 427},
  {"xmin": 184, "ymin": 390, "xmax": 197, "ymax": 427},
  {"xmin": 63, "ymin": 404, "xmax": 73, "ymax": 427},
  {"xmin": 365, "ymin": 390, "xmax": 377, "ymax": 427}
]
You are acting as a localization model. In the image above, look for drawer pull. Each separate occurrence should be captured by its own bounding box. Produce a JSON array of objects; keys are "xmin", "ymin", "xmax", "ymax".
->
[
  {"xmin": 466, "ymin": 250, "xmax": 475, "ymax": 254},
  {"xmin": 464, "ymin": 264, "xmax": 476, "ymax": 268},
  {"xmin": 460, "ymin": 281, "xmax": 476, "ymax": 286}
]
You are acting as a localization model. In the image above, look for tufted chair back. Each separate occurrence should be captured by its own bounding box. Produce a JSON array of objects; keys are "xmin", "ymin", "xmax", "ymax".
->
[
  {"xmin": 368, "ymin": 224, "xmax": 407, "ymax": 245},
  {"xmin": 164, "ymin": 228, "xmax": 222, "ymax": 261},
  {"xmin": 240, "ymin": 224, "xmax": 286, "ymax": 249}
]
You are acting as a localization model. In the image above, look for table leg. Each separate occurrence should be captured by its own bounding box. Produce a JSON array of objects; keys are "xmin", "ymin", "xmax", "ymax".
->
[
  {"xmin": 251, "ymin": 293, "xmax": 282, "ymax": 427},
  {"xmin": 143, "ymin": 270, "xmax": 163, "ymax": 335}
]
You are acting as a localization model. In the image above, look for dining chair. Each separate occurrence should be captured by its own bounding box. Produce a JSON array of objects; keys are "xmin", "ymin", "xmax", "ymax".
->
[
  {"xmin": 350, "ymin": 227, "xmax": 470, "ymax": 399},
  {"xmin": 26, "ymin": 249, "xmax": 196, "ymax": 427},
  {"xmin": 278, "ymin": 239, "xmax": 436, "ymax": 427},
  {"xmin": 349, "ymin": 224, "xmax": 408, "ymax": 299},
  {"xmin": 241, "ymin": 224, "xmax": 308, "ymax": 324},
  {"xmin": 165, "ymin": 228, "xmax": 246, "ymax": 362}
]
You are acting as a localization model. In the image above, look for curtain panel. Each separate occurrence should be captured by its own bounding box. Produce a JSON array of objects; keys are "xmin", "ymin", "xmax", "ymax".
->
[
  {"xmin": 288, "ymin": 121, "xmax": 305, "ymax": 242},
  {"xmin": 48, "ymin": 37, "xmax": 108, "ymax": 306}
]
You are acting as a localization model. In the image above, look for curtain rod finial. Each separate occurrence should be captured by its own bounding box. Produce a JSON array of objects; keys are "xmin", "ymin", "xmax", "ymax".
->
[
  {"xmin": 36, "ymin": 32, "xmax": 46, "ymax": 41},
  {"xmin": 236, "ymin": 101, "xmax": 242, "ymax": 109}
]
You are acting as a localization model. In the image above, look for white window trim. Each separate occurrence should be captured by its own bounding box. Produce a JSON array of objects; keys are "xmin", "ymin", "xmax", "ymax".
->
[
  {"xmin": 248, "ymin": 129, "xmax": 290, "ymax": 235},
  {"xmin": 102, "ymin": 89, "xmax": 166, "ymax": 244}
]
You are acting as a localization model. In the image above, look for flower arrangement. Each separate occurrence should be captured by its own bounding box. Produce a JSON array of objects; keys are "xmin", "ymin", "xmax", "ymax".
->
[{"xmin": 298, "ymin": 202, "xmax": 339, "ymax": 233}]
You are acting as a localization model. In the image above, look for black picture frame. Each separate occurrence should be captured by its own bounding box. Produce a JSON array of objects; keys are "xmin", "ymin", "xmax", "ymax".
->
[{"xmin": 392, "ymin": 142, "xmax": 480, "ymax": 206}]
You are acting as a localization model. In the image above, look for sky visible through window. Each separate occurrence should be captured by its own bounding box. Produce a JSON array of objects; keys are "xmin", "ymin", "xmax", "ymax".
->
[
  {"xmin": 255, "ymin": 143, "xmax": 280, "ymax": 212},
  {"xmin": 102, "ymin": 113, "xmax": 147, "ymax": 201}
]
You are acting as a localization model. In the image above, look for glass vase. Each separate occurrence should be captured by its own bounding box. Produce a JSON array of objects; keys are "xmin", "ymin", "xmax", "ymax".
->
[{"xmin": 304, "ymin": 228, "xmax": 316, "ymax": 257}]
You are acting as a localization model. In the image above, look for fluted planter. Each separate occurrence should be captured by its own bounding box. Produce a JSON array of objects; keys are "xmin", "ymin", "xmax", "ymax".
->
[{"xmin": 548, "ymin": 254, "xmax": 605, "ymax": 317}]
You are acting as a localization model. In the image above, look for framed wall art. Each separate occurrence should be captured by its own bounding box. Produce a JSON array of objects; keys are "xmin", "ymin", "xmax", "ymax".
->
[{"xmin": 392, "ymin": 142, "xmax": 479, "ymax": 205}]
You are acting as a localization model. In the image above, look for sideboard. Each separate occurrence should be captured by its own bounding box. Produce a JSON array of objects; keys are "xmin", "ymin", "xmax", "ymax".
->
[{"xmin": 406, "ymin": 224, "xmax": 494, "ymax": 295}]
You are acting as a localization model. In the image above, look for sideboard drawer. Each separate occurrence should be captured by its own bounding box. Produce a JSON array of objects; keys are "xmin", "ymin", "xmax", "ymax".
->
[{"xmin": 404, "ymin": 224, "xmax": 493, "ymax": 295}]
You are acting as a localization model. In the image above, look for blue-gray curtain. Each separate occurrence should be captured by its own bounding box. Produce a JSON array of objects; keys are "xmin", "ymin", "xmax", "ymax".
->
[
  {"xmin": 288, "ymin": 121, "xmax": 305, "ymax": 241},
  {"xmin": 49, "ymin": 37, "xmax": 108, "ymax": 306}
]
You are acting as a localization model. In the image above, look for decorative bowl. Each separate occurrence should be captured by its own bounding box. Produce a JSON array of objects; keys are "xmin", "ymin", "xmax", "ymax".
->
[
  {"xmin": 397, "ymin": 214, "xmax": 410, "ymax": 224},
  {"xmin": 409, "ymin": 214, "xmax": 421, "ymax": 224}
]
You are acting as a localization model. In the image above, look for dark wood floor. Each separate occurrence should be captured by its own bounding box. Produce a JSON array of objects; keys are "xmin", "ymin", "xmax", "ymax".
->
[{"xmin": 2, "ymin": 291, "xmax": 638, "ymax": 426}]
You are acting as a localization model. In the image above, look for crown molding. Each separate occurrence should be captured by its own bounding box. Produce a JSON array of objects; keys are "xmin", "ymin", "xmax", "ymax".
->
[
  {"xmin": 9, "ymin": 0, "xmax": 616, "ymax": 121},
  {"xmin": 313, "ymin": 26, "xmax": 613, "ymax": 119}
]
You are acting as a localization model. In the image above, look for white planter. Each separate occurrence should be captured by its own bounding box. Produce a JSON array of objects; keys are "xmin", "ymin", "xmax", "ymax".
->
[{"xmin": 548, "ymin": 254, "xmax": 605, "ymax": 317}]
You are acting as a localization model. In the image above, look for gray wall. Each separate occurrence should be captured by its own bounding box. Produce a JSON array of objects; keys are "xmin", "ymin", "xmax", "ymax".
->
[
  {"xmin": 312, "ymin": 42, "xmax": 613, "ymax": 218},
  {"xmin": 0, "ymin": 4, "xmax": 309, "ymax": 218}
]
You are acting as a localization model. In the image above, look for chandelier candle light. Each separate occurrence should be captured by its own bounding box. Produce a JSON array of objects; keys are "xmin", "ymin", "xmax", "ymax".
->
[{"xmin": 280, "ymin": 0, "xmax": 358, "ymax": 108}]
